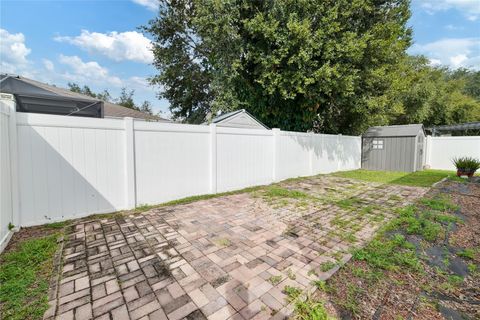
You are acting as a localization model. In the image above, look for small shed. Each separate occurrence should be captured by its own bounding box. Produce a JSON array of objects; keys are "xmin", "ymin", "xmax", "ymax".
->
[
  {"xmin": 211, "ymin": 109, "xmax": 269, "ymax": 130},
  {"xmin": 362, "ymin": 124, "xmax": 426, "ymax": 172}
]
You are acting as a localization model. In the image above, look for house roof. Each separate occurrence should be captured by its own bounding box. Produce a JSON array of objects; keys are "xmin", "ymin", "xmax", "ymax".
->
[
  {"xmin": 363, "ymin": 124, "xmax": 424, "ymax": 137},
  {"xmin": 211, "ymin": 109, "xmax": 269, "ymax": 129},
  {"xmin": 0, "ymin": 74, "xmax": 169, "ymax": 121}
]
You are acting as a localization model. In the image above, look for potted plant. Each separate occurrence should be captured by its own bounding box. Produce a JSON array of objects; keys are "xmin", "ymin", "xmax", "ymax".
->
[{"xmin": 452, "ymin": 157, "xmax": 480, "ymax": 178}]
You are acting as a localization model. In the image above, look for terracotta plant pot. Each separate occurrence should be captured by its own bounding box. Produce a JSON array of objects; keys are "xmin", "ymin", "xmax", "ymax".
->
[{"xmin": 456, "ymin": 168, "xmax": 475, "ymax": 178}]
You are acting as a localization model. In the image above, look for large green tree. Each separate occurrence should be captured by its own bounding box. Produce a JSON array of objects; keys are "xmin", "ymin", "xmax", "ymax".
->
[
  {"xmin": 384, "ymin": 57, "xmax": 480, "ymax": 127},
  {"xmin": 145, "ymin": 0, "xmax": 412, "ymax": 134}
]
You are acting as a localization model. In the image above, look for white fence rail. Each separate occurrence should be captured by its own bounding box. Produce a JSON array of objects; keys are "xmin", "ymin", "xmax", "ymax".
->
[
  {"xmin": 1, "ymin": 104, "xmax": 361, "ymax": 240},
  {"xmin": 425, "ymin": 136, "xmax": 480, "ymax": 171}
]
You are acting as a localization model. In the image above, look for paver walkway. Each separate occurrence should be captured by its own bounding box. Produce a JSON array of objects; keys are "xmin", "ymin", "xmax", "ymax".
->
[{"xmin": 44, "ymin": 176, "xmax": 427, "ymax": 320}]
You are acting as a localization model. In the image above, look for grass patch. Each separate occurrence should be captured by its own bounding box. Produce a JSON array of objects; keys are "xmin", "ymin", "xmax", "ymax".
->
[
  {"xmin": 458, "ymin": 248, "xmax": 475, "ymax": 260},
  {"xmin": 263, "ymin": 186, "xmax": 310, "ymax": 200},
  {"xmin": 332, "ymin": 169, "xmax": 456, "ymax": 187},
  {"xmin": 283, "ymin": 286, "xmax": 302, "ymax": 301},
  {"xmin": 45, "ymin": 221, "xmax": 68, "ymax": 229},
  {"xmin": 320, "ymin": 261, "xmax": 337, "ymax": 272},
  {"xmin": 293, "ymin": 295, "xmax": 334, "ymax": 320},
  {"xmin": 268, "ymin": 275, "xmax": 283, "ymax": 285},
  {"xmin": 336, "ymin": 197, "xmax": 364, "ymax": 210},
  {"xmin": 0, "ymin": 234, "xmax": 59, "ymax": 320},
  {"xmin": 420, "ymin": 196, "xmax": 458, "ymax": 211}
]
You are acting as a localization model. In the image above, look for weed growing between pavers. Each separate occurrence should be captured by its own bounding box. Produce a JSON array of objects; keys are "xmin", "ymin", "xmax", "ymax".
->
[
  {"xmin": 0, "ymin": 234, "xmax": 60, "ymax": 320},
  {"xmin": 320, "ymin": 261, "xmax": 337, "ymax": 272},
  {"xmin": 214, "ymin": 238, "xmax": 231, "ymax": 247},
  {"xmin": 293, "ymin": 294, "xmax": 334, "ymax": 320},
  {"xmin": 268, "ymin": 275, "xmax": 283, "ymax": 285}
]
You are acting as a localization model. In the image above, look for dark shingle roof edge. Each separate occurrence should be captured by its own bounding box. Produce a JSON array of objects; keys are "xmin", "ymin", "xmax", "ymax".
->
[{"xmin": 1, "ymin": 74, "xmax": 170, "ymax": 122}]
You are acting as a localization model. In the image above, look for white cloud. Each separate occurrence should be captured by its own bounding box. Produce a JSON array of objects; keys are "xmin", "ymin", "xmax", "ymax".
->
[
  {"xmin": 43, "ymin": 59, "xmax": 55, "ymax": 72},
  {"xmin": 444, "ymin": 24, "xmax": 465, "ymax": 31},
  {"xmin": 55, "ymin": 30, "xmax": 154, "ymax": 63},
  {"xmin": 409, "ymin": 38, "xmax": 480, "ymax": 70},
  {"xmin": 418, "ymin": 0, "xmax": 480, "ymax": 21},
  {"xmin": 0, "ymin": 28, "xmax": 32, "ymax": 74},
  {"xmin": 429, "ymin": 58, "xmax": 442, "ymax": 66},
  {"xmin": 59, "ymin": 55, "xmax": 123, "ymax": 86},
  {"xmin": 132, "ymin": 0, "xmax": 158, "ymax": 11}
]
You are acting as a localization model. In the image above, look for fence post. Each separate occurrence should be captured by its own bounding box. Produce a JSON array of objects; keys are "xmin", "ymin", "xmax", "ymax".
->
[
  {"xmin": 309, "ymin": 132, "xmax": 314, "ymax": 176},
  {"xmin": 272, "ymin": 128, "xmax": 280, "ymax": 182},
  {"xmin": 124, "ymin": 117, "xmax": 136, "ymax": 209},
  {"xmin": 3, "ymin": 94, "xmax": 20, "ymax": 228},
  {"xmin": 337, "ymin": 134, "xmax": 342, "ymax": 171},
  {"xmin": 425, "ymin": 135, "xmax": 432, "ymax": 168},
  {"xmin": 210, "ymin": 123, "xmax": 217, "ymax": 194}
]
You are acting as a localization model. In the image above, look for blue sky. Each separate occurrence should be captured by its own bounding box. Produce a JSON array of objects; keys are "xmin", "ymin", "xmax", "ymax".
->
[{"xmin": 1, "ymin": 0, "xmax": 479, "ymax": 115}]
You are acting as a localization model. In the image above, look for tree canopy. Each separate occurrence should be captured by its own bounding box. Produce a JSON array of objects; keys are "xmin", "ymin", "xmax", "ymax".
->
[{"xmin": 144, "ymin": 0, "xmax": 479, "ymax": 133}]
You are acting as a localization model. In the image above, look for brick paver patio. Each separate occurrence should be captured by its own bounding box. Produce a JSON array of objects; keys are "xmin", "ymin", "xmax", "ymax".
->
[{"xmin": 44, "ymin": 176, "xmax": 427, "ymax": 320}]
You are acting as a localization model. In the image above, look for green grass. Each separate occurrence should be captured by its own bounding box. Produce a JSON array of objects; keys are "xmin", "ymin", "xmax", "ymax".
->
[
  {"xmin": 293, "ymin": 295, "xmax": 334, "ymax": 320},
  {"xmin": 332, "ymin": 169, "xmax": 457, "ymax": 187},
  {"xmin": 0, "ymin": 234, "xmax": 59, "ymax": 320},
  {"xmin": 320, "ymin": 261, "xmax": 337, "ymax": 272},
  {"xmin": 268, "ymin": 275, "xmax": 283, "ymax": 285},
  {"xmin": 283, "ymin": 286, "xmax": 303, "ymax": 301},
  {"xmin": 336, "ymin": 197, "xmax": 364, "ymax": 209},
  {"xmin": 263, "ymin": 186, "xmax": 310, "ymax": 200},
  {"xmin": 458, "ymin": 248, "xmax": 475, "ymax": 260}
]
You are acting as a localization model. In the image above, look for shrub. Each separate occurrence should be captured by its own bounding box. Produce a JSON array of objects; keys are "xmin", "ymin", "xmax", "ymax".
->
[{"xmin": 452, "ymin": 157, "xmax": 480, "ymax": 171}]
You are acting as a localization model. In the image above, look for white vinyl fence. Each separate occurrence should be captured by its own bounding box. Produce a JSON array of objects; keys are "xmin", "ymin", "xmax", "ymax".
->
[
  {"xmin": 0, "ymin": 94, "xmax": 362, "ymax": 249},
  {"xmin": 425, "ymin": 136, "xmax": 480, "ymax": 170},
  {"xmin": 0, "ymin": 95, "xmax": 18, "ymax": 252},
  {"xmin": 3, "ymin": 91, "xmax": 478, "ymax": 251}
]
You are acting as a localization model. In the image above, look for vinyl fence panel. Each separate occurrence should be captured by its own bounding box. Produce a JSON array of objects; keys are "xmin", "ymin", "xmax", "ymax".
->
[
  {"xmin": 16, "ymin": 113, "xmax": 126, "ymax": 226},
  {"xmin": 134, "ymin": 121, "xmax": 211, "ymax": 205},
  {"xmin": 216, "ymin": 127, "xmax": 274, "ymax": 192},
  {"xmin": 277, "ymin": 131, "xmax": 312, "ymax": 180},
  {"xmin": 425, "ymin": 136, "xmax": 480, "ymax": 170}
]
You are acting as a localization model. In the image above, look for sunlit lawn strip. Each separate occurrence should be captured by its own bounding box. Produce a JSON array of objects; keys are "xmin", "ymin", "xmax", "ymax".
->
[{"xmin": 332, "ymin": 169, "xmax": 459, "ymax": 187}]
